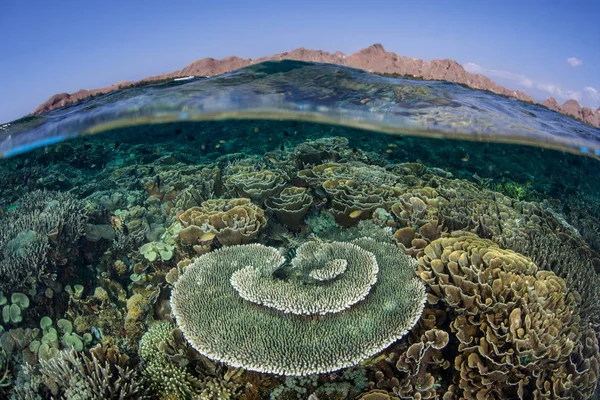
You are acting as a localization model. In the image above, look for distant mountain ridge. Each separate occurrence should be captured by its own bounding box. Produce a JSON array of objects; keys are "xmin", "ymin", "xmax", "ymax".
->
[{"xmin": 32, "ymin": 44, "xmax": 600, "ymax": 128}]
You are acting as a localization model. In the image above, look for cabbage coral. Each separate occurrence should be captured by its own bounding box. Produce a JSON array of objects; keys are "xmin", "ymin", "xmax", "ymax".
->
[{"xmin": 171, "ymin": 238, "xmax": 425, "ymax": 375}]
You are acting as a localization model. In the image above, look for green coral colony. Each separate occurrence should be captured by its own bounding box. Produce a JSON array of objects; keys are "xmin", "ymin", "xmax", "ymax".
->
[{"xmin": 2, "ymin": 96, "xmax": 600, "ymax": 398}]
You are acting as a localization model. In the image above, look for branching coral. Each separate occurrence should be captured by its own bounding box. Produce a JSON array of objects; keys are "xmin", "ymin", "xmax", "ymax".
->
[
  {"xmin": 139, "ymin": 322, "xmax": 204, "ymax": 398},
  {"xmin": 0, "ymin": 190, "xmax": 87, "ymax": 292},
  {"xmin": 139, "ymin": 322, "xmax": 241, "ymax": 399},
  {"xmin": 171, "ymin": 238, "xmax": 425, "ymax": 375},
  {"xmin": 39, "ymin": 345, "xmax": 147, "ymax": 399}
]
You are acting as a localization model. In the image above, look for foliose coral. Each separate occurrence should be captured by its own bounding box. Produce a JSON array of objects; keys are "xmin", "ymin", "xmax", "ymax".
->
[
  {"xmin": 299, "ymin": 162, "xmax": 404, "ymax": 226},
  {"xmin": 265, "ymin": 186, "xmax": 313, "ymax": 229},
  {"xmin": 178, "ymin": 198, "xmax": 267, "ymax": 246},
  {"xmin": 417, "ymin": 233, "xmax": 598, "ymax": 399},
  {"xmin": 225, "ymin": 169, "xmax": 288, "ymax": 201}
]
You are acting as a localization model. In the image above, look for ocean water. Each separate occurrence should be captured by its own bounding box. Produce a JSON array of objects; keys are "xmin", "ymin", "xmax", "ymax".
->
[{"xmin": 0, "ymin": 60, "xmax": 599, "ymax": 399}]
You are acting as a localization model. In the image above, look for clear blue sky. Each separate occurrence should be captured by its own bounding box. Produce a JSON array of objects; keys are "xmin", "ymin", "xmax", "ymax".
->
[{"xmin": 1, "ymin": 0, "xmax": 599, "ymax": 123}]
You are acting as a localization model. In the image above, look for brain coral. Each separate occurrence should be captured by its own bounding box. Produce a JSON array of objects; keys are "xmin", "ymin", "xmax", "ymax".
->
[{"xmin": 171, "ymin": 238, "xmax": 426, "ymax": 375}]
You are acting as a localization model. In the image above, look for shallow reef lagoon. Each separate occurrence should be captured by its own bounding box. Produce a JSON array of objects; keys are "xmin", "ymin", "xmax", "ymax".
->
[{"xmin": 0, "ymin": 61, "xmax": 600, "ymax": 400}]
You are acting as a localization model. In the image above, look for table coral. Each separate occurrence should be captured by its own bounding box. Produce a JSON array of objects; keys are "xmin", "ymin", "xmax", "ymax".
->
[{"xmin": 171, "ymin": 238, "xmax": 425, "ymax": 375}]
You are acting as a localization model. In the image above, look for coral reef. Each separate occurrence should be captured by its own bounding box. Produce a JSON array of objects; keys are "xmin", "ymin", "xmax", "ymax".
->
[
  {"xmin": 299, "ymin": 163, "xmax": 403, "ymax": 226},
  {"xmin": 225, "ymin": 169, "xmax": 288, "ymax": 201},
  {"xmin": 0, "ymin": 116, "xmax": 599, "ymax": 400}
]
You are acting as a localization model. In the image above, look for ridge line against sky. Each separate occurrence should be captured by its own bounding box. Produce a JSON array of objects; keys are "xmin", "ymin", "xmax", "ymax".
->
[{"xmin": 1, "ymin": 0, "xmax": 599, "ymax": 123}]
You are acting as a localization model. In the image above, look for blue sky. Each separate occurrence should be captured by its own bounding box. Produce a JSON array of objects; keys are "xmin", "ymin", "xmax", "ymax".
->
[{"xmin": 1, "ymin": 0, "xmax": 599, "ymax": 123}]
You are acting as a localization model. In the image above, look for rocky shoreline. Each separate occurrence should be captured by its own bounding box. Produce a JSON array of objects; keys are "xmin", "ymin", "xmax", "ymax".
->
[{"xmin": 32, "ymin": 44, "xmax": 600, "ymax": 128}]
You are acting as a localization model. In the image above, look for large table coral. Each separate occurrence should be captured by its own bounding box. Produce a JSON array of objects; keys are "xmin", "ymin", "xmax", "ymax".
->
[{"xmin": 170, "ymin": 238, "xmax": 426, "ymax": 375}]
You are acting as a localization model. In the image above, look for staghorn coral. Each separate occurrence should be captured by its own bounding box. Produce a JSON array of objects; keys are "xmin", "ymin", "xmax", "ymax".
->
[
  {"xmin": 139, "ymin": 322, "xmax": 204, "ymax": 398},
  {"xmin": 171, "ymin": 238, "xmax": 425, "ymax": 375},
  {"xmin": 39, "ymin": 346, "xmax": 147, "ymax": 399},
  {"xmin": 265, "ymin": 186, "xmax": 313, "ymax": 230},
  {"xmin": 0, "ymin": 190, "xmax": 87, "ymax": 292},
  {"xmin": 417, "ymin": 233, "xmax": 595, "ymax": 399},
  {"xmin": 225, "ymin": 169, "xmax": 288, "ymax": 201},
  {"xmin": 178, "ymin": 198, "xmax": 267, "ymax": 246}
]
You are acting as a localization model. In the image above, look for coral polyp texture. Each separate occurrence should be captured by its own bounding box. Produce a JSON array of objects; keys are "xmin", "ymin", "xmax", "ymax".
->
[
  {"xmin": 230, "ymin": 241, "xmax": 378, "ymax": 315},
  {"xmin": 171, "ymin": 238, "xmax": 426, "ymax": 375}
]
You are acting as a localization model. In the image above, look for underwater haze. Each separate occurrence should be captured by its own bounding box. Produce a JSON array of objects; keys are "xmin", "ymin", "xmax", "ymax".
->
[{"xmin": 1, "ymin": 61, "xmax": 600, "ymax": 399}]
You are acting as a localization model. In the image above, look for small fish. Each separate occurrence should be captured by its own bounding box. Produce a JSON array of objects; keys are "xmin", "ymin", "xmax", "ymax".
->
[
  {"xmin": 349, "ymin": 210, "xmax": 363, "ymax": 218},
  {"xmin": 219, "ymin": 140, "xmax": 226, "ymax": 144},
  {"xmin": 387, "ymin": 143, "xmax": 398, "ymax": 148},
  {"xmin": 254, "ymin": 127, "xmax": 259, "ymax": 133},
  {"xmin": 156, "ymin": 147, "xmax": 161, "ymax": 156},
  {"xmin": 386, "ymin": 149, "xmax": 393, "ymax": 154},
  {"xmin": 461, "ymin": 157, "xmax": 469, "ymax": 162},
  {"xmin": 200, "ymin": 232, "xmax": 216, "ymax": 242},
  {"xmin": 215, "ymin": 144, "xmax": 221, "ymax": 149}
]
